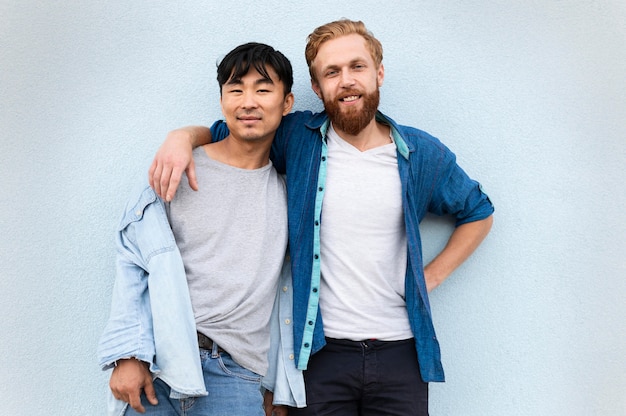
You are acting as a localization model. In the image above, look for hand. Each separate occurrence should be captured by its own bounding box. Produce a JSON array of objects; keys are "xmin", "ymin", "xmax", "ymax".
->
[
  {"xmin": 148, "ymin": 127, "xmax": 198, "ymax": 202},
  {"xmin": 263, "ymin": 390, "xmax": 289, "ymax": 416},
  {"xmin": 272, "ymin": 406, "xmax": 289, "ymax": 416},
  {"xmin": 424, "ymin": 266, "xmax": 443, "ymax": 293},
  {"xmin": 109, "ymin": 358, "xmax": 157, "ymax": 413}
]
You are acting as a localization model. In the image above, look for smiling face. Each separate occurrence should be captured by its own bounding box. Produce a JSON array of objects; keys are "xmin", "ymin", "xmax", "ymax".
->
[
  {"xmin": 220, "ymin": 66, "xmax": 294, "ymax": 144},
  {"xmin": 310, "ymin": 34, "xmax": 384, "ymax": 136}
]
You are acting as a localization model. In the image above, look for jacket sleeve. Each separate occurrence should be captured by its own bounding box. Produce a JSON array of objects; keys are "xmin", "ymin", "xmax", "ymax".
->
[
  {"xmin": 97, "ymin": 186, "xmax": 159, "ymax": 370},
  {"xmin": 425, "ymin": 142, "xmax": 494, "ymax": 226},
  {"xmin": 97, "ymin": 221, "xmax": 156, "ymax": 369}
]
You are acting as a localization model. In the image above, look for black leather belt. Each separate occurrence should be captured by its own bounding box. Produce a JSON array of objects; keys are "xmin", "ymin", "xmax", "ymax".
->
[{"xmin": 197, "ymin": 332, "xmax": 224, "ymax": 352}]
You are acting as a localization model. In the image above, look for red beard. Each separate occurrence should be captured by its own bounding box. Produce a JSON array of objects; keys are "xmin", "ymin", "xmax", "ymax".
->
[{"xmin": 323, "ymin": 88, "xmax": 380, "ymax": 136}]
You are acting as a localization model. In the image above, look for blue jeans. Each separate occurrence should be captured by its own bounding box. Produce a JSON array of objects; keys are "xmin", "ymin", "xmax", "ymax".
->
[{"xmin": 125, "ymin": 343, "xmax": 264, "ymax": 416}]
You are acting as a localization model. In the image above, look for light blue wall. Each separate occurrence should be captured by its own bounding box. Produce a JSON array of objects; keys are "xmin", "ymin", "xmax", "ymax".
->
[{"xmin": 1, "ymin": 1, "xmax": 624, "ymax": 414}]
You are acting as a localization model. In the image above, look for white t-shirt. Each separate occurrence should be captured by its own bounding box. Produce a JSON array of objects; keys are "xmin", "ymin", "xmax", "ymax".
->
[{"xmin": 319, "ymin": 125, "xmax": 413, "ymax": 341}]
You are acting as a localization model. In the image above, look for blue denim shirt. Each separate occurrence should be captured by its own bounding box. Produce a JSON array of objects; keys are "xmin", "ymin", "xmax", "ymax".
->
[
  {"xmin": 98, "ymin": 180, "xmax": 305, "ymax": 415},
  {"xmin": 211, "ymin": 110, "xmax": 494, "ymax": 382}
]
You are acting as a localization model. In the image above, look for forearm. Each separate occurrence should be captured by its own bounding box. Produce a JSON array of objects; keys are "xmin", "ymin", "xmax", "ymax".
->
[
  {"xmin": 181, "ymin": 125, "xmax": 212, "ymax": 147},
  {"xmin": 424, "ymin": 215, "xmax": 493, "ymax": 292}
]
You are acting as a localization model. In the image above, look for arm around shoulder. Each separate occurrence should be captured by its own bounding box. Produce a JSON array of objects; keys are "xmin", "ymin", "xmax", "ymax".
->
[{"xmin": 149, "ymin": 125, "xmax": 212, "ymax": 201}]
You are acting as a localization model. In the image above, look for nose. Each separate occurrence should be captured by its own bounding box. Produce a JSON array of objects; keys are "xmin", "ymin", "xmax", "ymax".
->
[
  {"xmin": 241, "ymin": 91, "xmax": 259, "ymax": 109},
  {"xmin": 339, "ymin": 70, "xmax": 356, "ymax": 88}
]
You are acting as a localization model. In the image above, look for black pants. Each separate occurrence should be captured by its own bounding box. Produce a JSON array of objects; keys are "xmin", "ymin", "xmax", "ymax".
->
[{"xmin": 290, "ymin": 338, "xmax": 429, "ymax": 416}]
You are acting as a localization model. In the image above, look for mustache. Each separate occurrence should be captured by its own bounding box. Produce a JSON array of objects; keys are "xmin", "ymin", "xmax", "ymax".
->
[
  {"xmin": 236, "ymin": 111, "xmax": 263, "ymax": 119},
  {"xmin": 338, "ymin": 90, "xmax": 363, "ymax": 100}
]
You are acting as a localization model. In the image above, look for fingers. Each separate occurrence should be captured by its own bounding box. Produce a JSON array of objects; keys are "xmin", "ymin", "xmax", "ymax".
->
[
  {"xmin": 148, "ymin": 159, "xmax": 157, "ymax": 190},
  {"xmin": 148, "ymin": 127, "xmax": 198, "ymax": 201},
  {"xmin": 272, "ymin": 405, "xmax": 289, "ymax": 416},
  {"xmin": 109, "ymin": 359, "xmax": 154, "ymax": 413},
  {"xmin": 262, "ymin": 391, "xmax": 289, "ymax": 416},
  {"xmin": 185, "ymin": 158, "xmax": 198, "ymax": 191},
  {"xmin": 158, "ymin": 164, "xmax": 173, "ymax": 201},
  {"xmin": 163, "ymin": 165, "xmax": 180, "ymax": 203},
  {"xmin": 149, "ymin": 160, "xmax": 163, "ymax": 198},
  {"xmin": 262, "ymin": 390, "xmax": 274, "ymax": 416},
  {"xmin": 149, "ymin": 153, "xmax": 193, "ymax": 202},
  {"xmin": 143, "ymin": 378, "xmax": 159, "ymax": 406},
  {"xmin": 127, "ymin": 391, "xmax": 147, "ymax": 414},
  {"xmin": 110, "ymin": 383, "xmax": 146, "ymax": 414}
]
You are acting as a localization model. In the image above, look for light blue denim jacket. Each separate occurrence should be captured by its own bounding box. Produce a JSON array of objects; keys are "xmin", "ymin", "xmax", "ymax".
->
[{"xmin": 98, "ymin": 179, "xmax": 305, "ymax": 415}]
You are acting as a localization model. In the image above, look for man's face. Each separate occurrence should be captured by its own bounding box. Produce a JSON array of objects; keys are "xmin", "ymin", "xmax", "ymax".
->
[
  {"xmin": 310, "ymin": 34, "xmax": 384, "ymax": 136},
  {"xmin": 220, "ymin": 66, "xmax": 293, "ymax": 144}
]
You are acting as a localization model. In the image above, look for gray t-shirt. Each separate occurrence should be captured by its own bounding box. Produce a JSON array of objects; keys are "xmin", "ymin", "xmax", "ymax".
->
[{"xmin": 166, "ymin": 146, "xmax": 288, "ymax": 376}]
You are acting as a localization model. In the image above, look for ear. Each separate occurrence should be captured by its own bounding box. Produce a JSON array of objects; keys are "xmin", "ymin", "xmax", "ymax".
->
[
  {"xmin": 377, "ymin": 63, "xmax": 385, "ymax": 87},
  {"xmin": 311, "ymin": 79, "xmax": 323, "ymax": 100},
  {"xmin": 282, "ymin": 92, "xmax": 295, "ymax": 115},
  {"xmin": 219, "ymin": 95, "xmax": 226, "ymax": 117}
]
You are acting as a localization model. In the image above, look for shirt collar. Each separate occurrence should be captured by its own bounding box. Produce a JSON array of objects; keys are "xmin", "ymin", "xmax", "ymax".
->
[{"xmin": 305, "ymin": 110, "xmax": 411, "ymax": 160}]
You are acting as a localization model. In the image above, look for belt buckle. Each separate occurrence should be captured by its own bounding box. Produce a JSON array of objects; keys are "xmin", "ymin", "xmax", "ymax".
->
[{"xmin": 197, "ymin": 332, "xmax": 214, "ymax": 350}]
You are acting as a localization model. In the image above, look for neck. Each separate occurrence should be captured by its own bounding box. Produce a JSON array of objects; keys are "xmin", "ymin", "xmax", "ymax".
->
[
  {"xmin": 332, "ymin": 119, "xmax": 391, "ymax": 152},
  {"xmin": 203, "ymin": 136, "xmax": 272, "ymax": 169}
]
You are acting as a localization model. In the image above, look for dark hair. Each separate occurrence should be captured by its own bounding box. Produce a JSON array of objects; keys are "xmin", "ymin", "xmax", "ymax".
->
[{"xmin": 217, "ymin": 42, "xmax": 293, "ymax": 96}]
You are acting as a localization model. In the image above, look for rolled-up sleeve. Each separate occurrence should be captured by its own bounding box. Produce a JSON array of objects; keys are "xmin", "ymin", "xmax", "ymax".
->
[{"xmin": 427, "ymin": 147, "xmax": 494, "ymax": 226}]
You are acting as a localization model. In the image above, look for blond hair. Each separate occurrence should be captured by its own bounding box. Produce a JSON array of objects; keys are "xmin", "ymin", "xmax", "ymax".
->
[{"xmin": 305, "ymin": 19, "xmax": 383, "ymax": 81}]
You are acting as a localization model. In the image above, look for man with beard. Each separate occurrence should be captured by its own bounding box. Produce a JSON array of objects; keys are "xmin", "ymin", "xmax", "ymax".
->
[{"xmin": 148, "ymin": 20, "xmax": 494, "ymax": 416}]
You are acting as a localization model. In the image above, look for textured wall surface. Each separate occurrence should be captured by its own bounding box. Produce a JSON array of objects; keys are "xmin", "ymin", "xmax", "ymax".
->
[{"xmin": 1, "ymin": 1, "xmax": 625, "ymax": 415}]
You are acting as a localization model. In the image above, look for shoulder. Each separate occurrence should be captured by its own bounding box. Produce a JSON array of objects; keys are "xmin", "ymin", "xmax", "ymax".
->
[
  {"xmin": 386, "ymin": 121, "xmax": 453, "ymax": 167},
  {"xmin": 377, "ymin": 112, "xmax": 449, "ymax": 154},
  {"xmin": 281, "ymin": 110, "xmax": 323, "ymax": 129},
  {"xmin": 395, "ymin": 123, "xmax": 447, "ymax": 151}
]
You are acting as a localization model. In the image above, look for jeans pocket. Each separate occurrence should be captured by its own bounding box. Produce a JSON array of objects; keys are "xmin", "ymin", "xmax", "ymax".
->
[{"xmin": 216, "ymin": 354, "xmax": 262, "ymax": 382}]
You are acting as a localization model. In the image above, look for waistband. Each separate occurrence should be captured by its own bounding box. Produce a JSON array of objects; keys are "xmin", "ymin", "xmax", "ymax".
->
[
  {"xmin": 325, "ymin": 337, "xmax": 414, "ymax": 348},
  {"xmin": 197, "ymin": 332, "xmax": 225, "ymax": 353}
]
